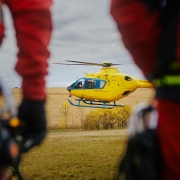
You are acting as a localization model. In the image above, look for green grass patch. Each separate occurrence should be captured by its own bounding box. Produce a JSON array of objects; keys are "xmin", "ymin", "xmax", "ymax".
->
[{"xmin": 15, "ymin": 130, "xmax": 128, "ymax": 180}]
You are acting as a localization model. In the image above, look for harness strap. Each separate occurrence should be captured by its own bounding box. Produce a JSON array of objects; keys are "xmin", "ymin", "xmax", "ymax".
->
[
  {"xmin": 148, "ymin": 0, "xmax": 180, "ymax": 100},
  {"xmin": 156, "ymin": 0, "xmax": 180, "ymax": 74}
]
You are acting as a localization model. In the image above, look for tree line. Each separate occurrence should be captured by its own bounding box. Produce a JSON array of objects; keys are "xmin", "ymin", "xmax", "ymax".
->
[
  {"xmin": 83, "ymin": 105, "xmax": 131, "ymax": 130},
  {"xmin": 58, "ymin": 101, "xmax": 132, "ymax": 130}
]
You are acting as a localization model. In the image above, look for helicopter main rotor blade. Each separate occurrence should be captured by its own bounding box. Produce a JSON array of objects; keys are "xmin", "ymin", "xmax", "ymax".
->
[
  {"xmin": 53, "ymin": 60, "xmax": 133, "ymax": 67},
  {"xmin": 66, "ymin": 60, "xmax": 132, "ymax": 66},
  {"xmin": 53, "ymin": 63, "xmax": 90, "ymax": 65},
  {"xmin": 66, "ymin": 60, "xmax": 104, "ymax": 66},
  {"xmin": 53, "ymin": 63, "xmax": 103, "ymax": 66},
  {"xmin": 111, "ymin": 63, "xmax": 122, "ymax": 66},
  {"xmin": 111, "ymin": 63, "xmax": 133, "ymax": 66}
]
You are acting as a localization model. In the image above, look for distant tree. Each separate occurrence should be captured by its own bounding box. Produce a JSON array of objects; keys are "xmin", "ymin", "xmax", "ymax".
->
[
  {"xmin": 107, "ymin": 110, "xmax": 117, "ymax": 128},
  {"xmin": 84, "ymin": 104, "xmax": 132, "ymax": 130},
  {"xmin": 114, "ymin": 107, "xmax": 123, "ymax": 128},
  {"xmin": 76, "ymin": 103, "xmax": 86, "ymax": 129},
  {"xmin": 85, "ymin": 110, "xmax": 101, "ymax": 130},
  {"xmin": 100, "ymin": 109, "xmax": 112, "ymax": 129},
  {"xmin": 92, "ymin": 109, "xmax": 101, "ymax": 130},
  {"xmin": 59, "ymin": 101, "xmax": 70, "ymax": 129},
  {"xmin": 114, "ymin": 105, "xmax": 132, "ymax": 128}
]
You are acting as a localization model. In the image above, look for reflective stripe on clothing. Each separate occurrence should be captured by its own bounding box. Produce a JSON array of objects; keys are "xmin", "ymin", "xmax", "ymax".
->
[{"xmin": 154, "ymin": 75, "xmax": 180, "ymax": 87}]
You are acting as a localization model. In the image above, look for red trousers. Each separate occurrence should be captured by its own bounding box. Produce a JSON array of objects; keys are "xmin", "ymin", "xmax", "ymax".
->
[
  {"xmin": 156, "ymin": 100, "xmax": 180, "ymax": 180},
  {"xmin": 1, "ymin": 0, "xmax": 52, "ymax": 100}
]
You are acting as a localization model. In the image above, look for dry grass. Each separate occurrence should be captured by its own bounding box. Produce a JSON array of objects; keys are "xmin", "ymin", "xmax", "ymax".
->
[{"xmin": 10, "ymin": 87, "xmax": 155, "ymax": 129}]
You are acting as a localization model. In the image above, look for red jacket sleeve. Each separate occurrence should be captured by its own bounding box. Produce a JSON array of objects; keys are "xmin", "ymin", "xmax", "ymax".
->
[
  {"xmin": 110, "ymin": 0, "xmax": 162, "ymax": 77},
  {"xmin": 6, "ymin": 0, "xmax": 52, "ymax": 101},
  {"xmin": 14, "ymin": 9, "xmax": 52, "ymax": 101},
  {"xmin": 5, "ymin": 0, "xmax": 52, "ymax": 11}
]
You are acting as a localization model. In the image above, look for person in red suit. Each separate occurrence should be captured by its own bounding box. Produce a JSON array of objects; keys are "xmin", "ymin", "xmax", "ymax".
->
[
  {"xmin": 111, "ymin": 0, "xmax": 180, "ymax": 179},
  {"xmin": 0, "ymin": 0, "xmax": 52, "ymax": 153}
]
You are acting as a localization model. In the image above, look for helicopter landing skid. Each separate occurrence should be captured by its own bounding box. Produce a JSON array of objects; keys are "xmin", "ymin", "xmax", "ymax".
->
[{"xmin": 67, "ymin": 99, "xmax": 125, "ymax": 109}]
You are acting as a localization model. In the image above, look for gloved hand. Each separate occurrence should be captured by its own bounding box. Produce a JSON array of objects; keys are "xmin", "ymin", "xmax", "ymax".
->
[{"xmin": 17, "ymin": 98, "xmax": 47, "ymax": 153}]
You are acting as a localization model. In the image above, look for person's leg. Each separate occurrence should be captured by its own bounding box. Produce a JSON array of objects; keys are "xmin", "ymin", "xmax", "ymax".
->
[
  {"xmin": 156, "ymin": 99, "xmax": 180, "ymax": 180},
  {"xmin": 5, "ymin": 0, "xmax": 52, "ymax": 152}
]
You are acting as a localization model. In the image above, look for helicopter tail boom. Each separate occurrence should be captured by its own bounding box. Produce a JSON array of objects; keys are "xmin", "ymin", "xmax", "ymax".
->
[{"xmin": 138, "ymin": 80, "xmax": 154, "ymax": 88}]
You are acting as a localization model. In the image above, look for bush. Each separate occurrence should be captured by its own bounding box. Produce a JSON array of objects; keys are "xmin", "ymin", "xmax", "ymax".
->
[{"xmin": 83, "ymin": 105, "xmax": 132, "ymax": 130}]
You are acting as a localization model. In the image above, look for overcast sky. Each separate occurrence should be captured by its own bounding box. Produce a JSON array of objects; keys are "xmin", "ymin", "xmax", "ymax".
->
[{"xmin": 0, "ymin": 0, "xmax": 144, "ymax": 88}]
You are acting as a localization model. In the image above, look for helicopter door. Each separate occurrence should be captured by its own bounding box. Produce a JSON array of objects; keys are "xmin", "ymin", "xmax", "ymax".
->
[
  {"xmin": 84, "ymin": 79, "xmax": 106, "ymax": 100},
  {"xmin": 83, "ymin": 79, "xmax": 95, "ymax": 99},
  {"xmin": 85, "ymin": 79, "xmax": 95, "ymax": 89}
]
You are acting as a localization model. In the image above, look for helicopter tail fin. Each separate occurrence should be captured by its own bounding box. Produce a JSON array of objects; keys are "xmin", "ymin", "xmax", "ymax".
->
[
  {"xmin": 138, "ymin": 80, "xmax": 154, "ymax": 88},
  {"xmin": 84, "ymin": 72, "xmax": 95, "ymax": 77},
  {"xmin": 84, "ymin": 72, "xmax": 88, "ymax": 76}
]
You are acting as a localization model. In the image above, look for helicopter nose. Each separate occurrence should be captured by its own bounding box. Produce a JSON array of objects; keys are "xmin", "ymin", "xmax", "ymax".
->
[{"xmin": 67, "ymin": 86, "xmax": 71, "ymax": 92}]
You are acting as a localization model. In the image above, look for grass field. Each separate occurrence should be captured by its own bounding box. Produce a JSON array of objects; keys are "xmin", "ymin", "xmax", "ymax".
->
[
  {"xmin": 6, "ymin": 87, "xmax": 155, "ymax": 179},
  {"xmin": 16, "ymin": 129, "xmax": 128, "ymax": 180}
]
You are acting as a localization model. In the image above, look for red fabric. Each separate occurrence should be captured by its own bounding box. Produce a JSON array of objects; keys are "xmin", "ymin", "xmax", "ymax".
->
[
  {"xmin": 0, "ymin": 23, "xmax": 4, "ymax": 46},
  {"xmin": 0, "ymin": 2, "xmax": 4, "ymax": 45},
  {"xmin": 5, "ymin": 0, "xmax": 52, "ymax": 11},
  {"xmin": 111, "ymin": 0, "xmax": 180, "ymax": 179},
  {"xmin": 110, "ymin": 0, "xmax": 180, "ymax": 76},
  {"xmin": 110, "ymin": 0, "xmax": 162, "ymax": 77},
  {"xmin": 3, "ymin": 1, "xmax": 52, "ymax": 100},
  {"xmin": 156, "ymin": 100, "xmax": 180, "ymax": 180},
  {"xmin": 13, "ymin": 10, "xmax": 52, "ymax": 100}
]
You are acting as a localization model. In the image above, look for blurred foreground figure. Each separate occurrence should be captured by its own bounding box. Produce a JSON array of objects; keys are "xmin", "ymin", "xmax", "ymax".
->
[
  {"xmin": 111, "ymin": 0, "xmax": 180, "ymax": 179},
  {"xmin": 0, "ymin": 0, "xmax": 52, "ymax": 158}
]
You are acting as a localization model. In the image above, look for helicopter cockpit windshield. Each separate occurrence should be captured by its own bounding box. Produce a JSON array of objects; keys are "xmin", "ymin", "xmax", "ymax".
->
[
  {"xmin": 67, "ymin": 78, "xmax": 84, "ymax": 91},
  {"xmin": 74, "ymin": 79, "xmax": 85, "ymax": 89},
  {"xmin": 67, "ymin": 79, "xmax": 77, "ymax": 91}
]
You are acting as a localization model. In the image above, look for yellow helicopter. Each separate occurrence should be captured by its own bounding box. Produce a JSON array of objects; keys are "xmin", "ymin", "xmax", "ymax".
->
[{"xmin": 54, "ymin": 60, "xmax": 153, "ymax": 108}]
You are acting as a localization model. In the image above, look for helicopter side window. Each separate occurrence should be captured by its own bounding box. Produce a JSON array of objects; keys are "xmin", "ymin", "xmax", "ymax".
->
[
  {"xmin": 95, "ymin": 80, "xmax": 105, "ymax": 88},
  {"xmin": 74, "ymin": 79, "xmax": 85, "ymax": 89},
  {"xmin": 99, "ymin": 81, "xmax": 105, "ymax": 88},
  {"xmin": 85, "ymin": 79, "xmax": 105, "ymax": 89},
  {"xmin": 86, "ymin": 79, "xmax": 95, "ymax": 89}
]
